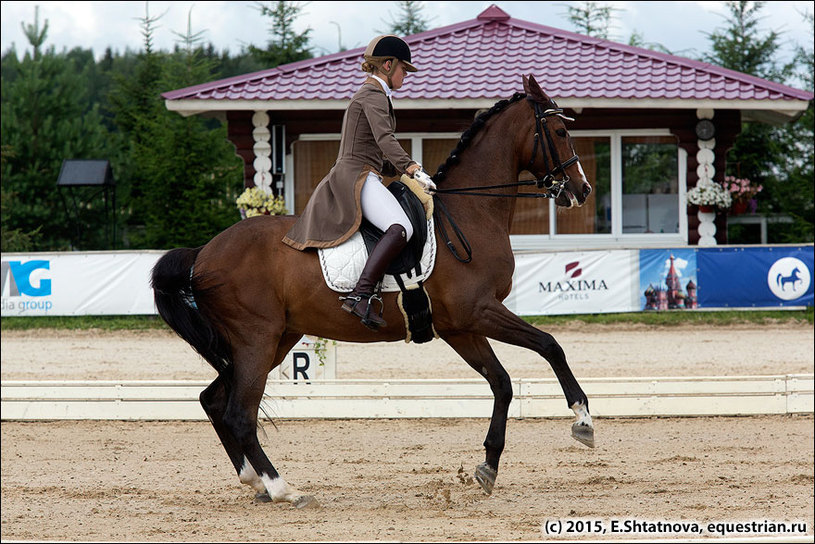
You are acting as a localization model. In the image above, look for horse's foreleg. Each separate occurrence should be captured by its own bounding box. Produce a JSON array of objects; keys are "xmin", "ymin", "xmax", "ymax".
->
[
  {"xmin": 477, "ymin": 301, "xmax": 595, "ymax": 448},
  {"xmin": 224, "ymin": 333, "xmax": 318, "ymax": 508},
  {"xmin": 442, "ymin": 332, "xmax": 512, "ymax": 495}
]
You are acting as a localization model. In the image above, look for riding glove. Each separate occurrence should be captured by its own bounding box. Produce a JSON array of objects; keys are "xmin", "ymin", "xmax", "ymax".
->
[{"xmin": 413, "ymin": 169, "xmax": 437, "ymax": 194}]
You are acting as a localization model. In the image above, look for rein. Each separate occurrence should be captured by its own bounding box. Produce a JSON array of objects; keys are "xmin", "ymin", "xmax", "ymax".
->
[{"xmin": 433, "ymin": 100, "xmax": 580, "ymax": 262}]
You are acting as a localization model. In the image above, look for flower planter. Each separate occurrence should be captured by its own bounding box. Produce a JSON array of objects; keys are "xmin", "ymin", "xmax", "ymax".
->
[
  {"xmin": 698, "ymin": 205, "xmax": 716, "ymax": 213},
  {"xmin": 730, "ymin": 201, "xmax": 749, "ymax": 215}
]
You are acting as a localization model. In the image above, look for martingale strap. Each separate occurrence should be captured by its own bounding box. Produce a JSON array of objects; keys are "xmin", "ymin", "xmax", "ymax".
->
[{"xmin": 432, "ymin": 197, "xmax": 472, "ymax": 264}]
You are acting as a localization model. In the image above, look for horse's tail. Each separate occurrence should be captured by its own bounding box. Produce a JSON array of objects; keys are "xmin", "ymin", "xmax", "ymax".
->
[{"xmin": 151, "ymin": 247, "xmax": 233, "ymax": 375}]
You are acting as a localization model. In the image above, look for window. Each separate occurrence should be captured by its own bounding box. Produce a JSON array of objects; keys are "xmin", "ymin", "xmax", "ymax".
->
[
  {"xmin": 510, "ymin": 131, "xmax": 686, "ymax": 248},
  {"xmin": 621, "ymin": 136, "xmax": 679, "ymax": 234},
  {"xmin": 554, "ymin": 137, "xmax": 611, "ymax": 235}
]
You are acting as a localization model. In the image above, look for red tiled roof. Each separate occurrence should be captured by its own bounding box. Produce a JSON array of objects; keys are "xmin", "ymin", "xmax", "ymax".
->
[{"xmin": 163, "ymin": 4, "xmax": 812, "ymax": 105}]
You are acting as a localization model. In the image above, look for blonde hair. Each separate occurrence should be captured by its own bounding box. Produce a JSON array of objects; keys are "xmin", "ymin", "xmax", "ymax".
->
[{"xmin": 361, "ymin": 56, "xmax": 390, "ymax": 74}]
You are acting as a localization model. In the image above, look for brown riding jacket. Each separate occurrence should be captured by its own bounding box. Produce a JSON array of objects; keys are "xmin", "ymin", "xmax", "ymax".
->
[{"xmin": 282, "ymin": 78, "xmax": 417, "ymax": 250}]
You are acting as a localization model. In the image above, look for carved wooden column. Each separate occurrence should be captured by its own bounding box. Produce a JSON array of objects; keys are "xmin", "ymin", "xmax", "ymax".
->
[{"xmin": 252, "ymin": 111, "xmax": 273, "ymax": 195}]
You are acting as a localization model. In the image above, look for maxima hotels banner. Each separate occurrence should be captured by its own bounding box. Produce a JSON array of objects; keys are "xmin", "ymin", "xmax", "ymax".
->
[
  {"xmin": 504, "ymin": 250, "xmax": 640, "ymax": 315},
  {"xmin": 2, "ymin": 246, "xmax": 812, "ymax": 317}
]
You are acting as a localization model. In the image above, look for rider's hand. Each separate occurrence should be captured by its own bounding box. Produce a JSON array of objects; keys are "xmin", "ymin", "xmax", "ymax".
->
[{"xmin": 413, "ymin": 169, "xmax": 437, "ymax": 194}]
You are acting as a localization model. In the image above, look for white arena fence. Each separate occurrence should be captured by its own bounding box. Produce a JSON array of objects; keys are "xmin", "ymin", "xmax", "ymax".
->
[{"xmin": 2, "ymin": 375, "xmax": 812, "ymax": 421}]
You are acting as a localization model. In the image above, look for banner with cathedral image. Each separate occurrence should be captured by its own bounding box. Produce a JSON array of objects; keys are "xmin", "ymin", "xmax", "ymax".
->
[{"xmin": 638, "ymin": 249, "xmax": 699, "ymax": 311}]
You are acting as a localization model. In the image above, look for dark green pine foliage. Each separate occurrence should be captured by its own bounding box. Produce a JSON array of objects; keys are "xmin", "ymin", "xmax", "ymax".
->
[
  {"xmin": 115, "ymin": 7, "xmax": 243, "ymax": 249},
  {"xmin": 1, "ymin": 7, "xmax": 112, "ymax": 251},
  {"xmin": 248, "ymin": 1, "xmax": 313, "ymax": 67},
  {"xmin": 704, "ymin": 1, "xmax": 812, "ymax": 242},
  {"xmin": 383, "ymin": 1, "xmax": 432, "ymax": 36}
]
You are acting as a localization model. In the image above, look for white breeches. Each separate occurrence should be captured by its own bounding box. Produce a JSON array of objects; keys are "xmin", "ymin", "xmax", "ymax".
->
[{"xmin": 361, "ymin": 172, "xmax": 413, "ymax": 241}]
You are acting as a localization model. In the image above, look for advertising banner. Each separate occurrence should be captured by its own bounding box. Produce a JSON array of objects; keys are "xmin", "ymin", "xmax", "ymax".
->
[
  {"xmin": 3, "ymin": 246, "xmax": 811, "ymax": 318},
  {"xmin": 2, "ymin": 251, "xmax": 162, "ymax": 316},
  {"xmin": 639, "ymin": 249, "xmax": 699, "ymax": 310},
  {"xmin": 697, "ymin": 246, "xmax": 814, "ymax": 308},
  {"xmin": 504, "ymin": 250, "xmax": 639, "ymax": 316}
]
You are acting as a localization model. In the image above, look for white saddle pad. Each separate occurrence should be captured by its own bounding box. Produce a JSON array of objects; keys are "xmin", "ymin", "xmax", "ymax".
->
[{"xmin": 318, "ymin": 219, "xmax": 436, "ymax": 293}]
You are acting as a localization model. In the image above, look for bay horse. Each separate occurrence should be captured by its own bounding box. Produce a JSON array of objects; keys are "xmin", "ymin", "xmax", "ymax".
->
[{"xmin": 151, "ymin": 74, "xmax": 595, "ymax": 508}]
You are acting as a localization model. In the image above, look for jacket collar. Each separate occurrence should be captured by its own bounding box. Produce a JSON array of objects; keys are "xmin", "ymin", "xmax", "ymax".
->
[{"xmin": 368, "ymin": 74, "xmax": 393, "ymax": 99}]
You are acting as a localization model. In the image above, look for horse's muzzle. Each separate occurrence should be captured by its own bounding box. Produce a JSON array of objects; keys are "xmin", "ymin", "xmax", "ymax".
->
[{"xmin": 557, "ymin": 181, "xmax": 592, "ymax": 208}]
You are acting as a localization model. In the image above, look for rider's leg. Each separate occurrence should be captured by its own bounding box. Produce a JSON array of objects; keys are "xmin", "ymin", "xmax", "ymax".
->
[
  {"xmin": 359, "ymin": 172, "xmax": 413, "ymax": 241},
  {"xmin": 340, "ymin": 173, "xmax": 412, "ymax": 330}
]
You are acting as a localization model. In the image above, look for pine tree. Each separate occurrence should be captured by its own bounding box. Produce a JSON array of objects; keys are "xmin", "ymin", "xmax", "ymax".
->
[
  {"xmin": 704, "ymin": 1, "xmax": 810, "ymax": 242},
  {"xmin": 562, "ymin": 1, "xmax": 620, "ymax": 40},
  {"xmin": 773, "ymin": 10, "xmax": 814, "ymax": 241},
  {"xmin": 248, "ymin": 1, "xmax": 313, "ymax": 67},
  {"xmin": 383, "ymin": 1, "xmax": 432, "ymax": 36},
  {"xmin": 111, "ymin": 6, "xmax": 243, "ymax": 249},
  {"xmin": 1, "ymin": 9, "xmax": 112, "ymax": 251}
]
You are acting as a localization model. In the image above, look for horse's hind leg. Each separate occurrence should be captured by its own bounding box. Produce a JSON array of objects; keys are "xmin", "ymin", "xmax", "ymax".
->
[
  {"xmin": 443, "ymin": 332, "xmax": 512, "ymax": 495},
  {"xmin": 200, "ymin": 372, "xmax": 245, "ymax": 473},
  {"xmin": 477, "ymin": 301, "xmax": 595, "ymax": 448},
  {"xmin": 211, "ymin": 332, "xmax": 317, "ymax": 507}
]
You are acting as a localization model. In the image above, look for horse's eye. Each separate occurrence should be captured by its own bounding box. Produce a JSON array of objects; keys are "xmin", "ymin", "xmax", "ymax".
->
[{"xmin": 556, "ymin": 129, "xmax": 567, "ymax": 137}]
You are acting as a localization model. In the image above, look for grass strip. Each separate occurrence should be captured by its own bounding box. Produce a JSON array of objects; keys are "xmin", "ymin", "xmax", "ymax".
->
[{"xmin": 2, "ymin": 307, "xmax": 811, "ymax": 331}]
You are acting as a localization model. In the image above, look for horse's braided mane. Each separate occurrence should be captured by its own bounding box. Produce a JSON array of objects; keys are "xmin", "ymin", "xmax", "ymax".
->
[{"xmin": 433, "ymin": 92, "xmax": 528, "ymax": 183}]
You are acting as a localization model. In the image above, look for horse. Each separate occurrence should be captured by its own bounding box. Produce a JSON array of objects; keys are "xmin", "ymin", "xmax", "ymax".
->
[
  {"xmin": 151, "ymin": 74, "xmax": 595, "ymax": 508},
  {"xmin": 777, "ymin": 267, "xmax": 802, "ymax": 291}
]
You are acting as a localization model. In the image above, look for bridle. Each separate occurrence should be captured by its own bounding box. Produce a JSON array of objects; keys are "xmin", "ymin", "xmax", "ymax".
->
[
  {"xmin": 432, "ymin": 99, "xmax": 580, "ymax": 200},
  {"xmin": 431, "ymin": 98, "xmax": 581, "ymax": 263},
  {"xmin": 527, "ymin": 101, "xmax": 580, "ymax": 199}
]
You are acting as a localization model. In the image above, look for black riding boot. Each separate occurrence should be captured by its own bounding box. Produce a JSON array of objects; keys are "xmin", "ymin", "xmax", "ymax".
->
[{"xmin": 340, "ymin": 224, "xmax": 408, "ymax": 330}]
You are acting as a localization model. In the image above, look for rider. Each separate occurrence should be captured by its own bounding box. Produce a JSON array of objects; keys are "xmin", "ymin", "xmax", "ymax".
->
[{"xmin": 282, "ymin": 35, "xmax": 436, "ymax": 330}]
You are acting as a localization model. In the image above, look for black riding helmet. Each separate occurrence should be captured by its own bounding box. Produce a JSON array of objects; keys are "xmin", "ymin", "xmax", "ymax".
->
[{"xmin": 364, "ymin": 35, "xmax": 418, "ymax": 74}]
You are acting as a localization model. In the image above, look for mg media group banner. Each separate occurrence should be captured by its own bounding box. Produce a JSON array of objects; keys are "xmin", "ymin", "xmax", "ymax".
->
[
  {"xmin": 504, "ymin": 250, "xmax": 639, "ymax": 316},
  {"xmin": 2, "ymin": 251, "xmax": 162, "ymax": 316}
]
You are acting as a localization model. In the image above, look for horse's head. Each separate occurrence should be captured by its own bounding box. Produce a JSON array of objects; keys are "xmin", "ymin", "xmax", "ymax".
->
[{"xmin": 521, "ymin": 74, "xmax": 592, "ymax": 208}]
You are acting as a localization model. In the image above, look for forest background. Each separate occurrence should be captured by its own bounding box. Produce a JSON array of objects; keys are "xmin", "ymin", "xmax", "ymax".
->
[{"xmin": 1, "ymin": 0, "xmax": 812, "ymax": 252}]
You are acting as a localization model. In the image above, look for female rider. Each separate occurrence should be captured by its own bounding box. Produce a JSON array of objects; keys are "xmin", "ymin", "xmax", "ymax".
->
[{"xmin": 282, "ymin": 35, "xmax": 435, "ymax": 330}]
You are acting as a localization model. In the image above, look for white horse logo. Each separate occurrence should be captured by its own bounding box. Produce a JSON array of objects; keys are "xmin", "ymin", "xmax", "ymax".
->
[{"xmin": 767, "ymin": 257, "xmax": 811, "ymax": 301}]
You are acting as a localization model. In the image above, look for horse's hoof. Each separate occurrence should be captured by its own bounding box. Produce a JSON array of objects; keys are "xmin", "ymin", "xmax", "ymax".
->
[
  {"xmin": 474, "ymin": 462, "xmax": 497, "ymax": 495},
  {"xmin": 571, "ymin": 421, "xmax": 595, "ymax": 448},
  {"xmin": 254, "ymin": 492, "xmax": 272, "ymax": 503},
  {"xmin": 292, "ymin": 495, "xmax": 319, "ymax": 509}
]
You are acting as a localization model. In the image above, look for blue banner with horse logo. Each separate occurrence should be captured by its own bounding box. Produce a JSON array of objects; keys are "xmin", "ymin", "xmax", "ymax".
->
[{"xmin": 696, "ymin": 246, "xmax": 814, "ymax": 308}]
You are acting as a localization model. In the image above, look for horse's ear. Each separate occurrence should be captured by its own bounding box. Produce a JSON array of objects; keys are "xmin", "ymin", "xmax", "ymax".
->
[{"xmin": 524, "ymin": 74, "xmax": 549, "ymax": 102}]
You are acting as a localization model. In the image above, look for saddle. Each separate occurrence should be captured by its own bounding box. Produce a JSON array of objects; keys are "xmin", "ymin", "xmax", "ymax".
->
[{"xmin": 317, "ymin": 175, "xmax": 438, "ymax": 343}]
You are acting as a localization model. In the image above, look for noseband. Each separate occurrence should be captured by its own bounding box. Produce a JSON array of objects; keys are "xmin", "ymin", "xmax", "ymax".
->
[{"xmin": 528, "ymin": 101, "xmax": 580, "ymax": 200}]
